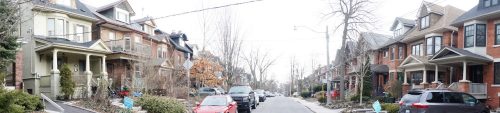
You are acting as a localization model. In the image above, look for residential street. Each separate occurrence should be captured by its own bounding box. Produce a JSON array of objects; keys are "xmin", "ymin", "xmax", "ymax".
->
[{"xmin": 250, "ymin": 96, "xmax": 313, "ymax": 113}]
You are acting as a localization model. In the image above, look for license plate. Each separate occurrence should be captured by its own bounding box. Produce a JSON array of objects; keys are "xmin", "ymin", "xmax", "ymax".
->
[{"xmin": 405, "ymin": 110, "xmax": 410, "ymax": 113}]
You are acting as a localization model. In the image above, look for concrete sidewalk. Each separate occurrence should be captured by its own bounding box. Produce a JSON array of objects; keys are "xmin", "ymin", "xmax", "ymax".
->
[{"xmin": 291, "ymin": 97, "xmax": 344, "ymax": 113}]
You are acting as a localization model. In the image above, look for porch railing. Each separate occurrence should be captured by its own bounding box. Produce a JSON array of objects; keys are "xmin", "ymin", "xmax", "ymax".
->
[
  {"xmin": 469, "ymin": 83, "xmax": 487, "ymax": 94},
  {"xmin": 448, "ymin": 82, "xmax": 458, "ymax": 91},
  {"xmin": 104, "ymin": 39, "xmax": 152, "ymax": 56}
]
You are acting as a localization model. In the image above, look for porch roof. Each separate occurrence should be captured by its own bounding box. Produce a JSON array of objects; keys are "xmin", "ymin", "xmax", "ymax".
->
[
  {"xmin": 371, "ymin": 64, "xmax": 389, "ymax": 73},
  {"xmin": 35, "ymin": 36, "xmax": 112, "ymax": 54},
  {"xmin": 429, "ymin": 47, "xmax": 491, "ymax": 64}
]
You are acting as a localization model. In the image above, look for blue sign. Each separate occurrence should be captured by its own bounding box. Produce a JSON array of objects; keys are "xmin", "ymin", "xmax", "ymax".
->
[
  {"xmin": 124, "ymin": 97, "xmax": 134, "ymax": 109},
  {"xmin": 372, "ymin": 100, "xmax": 382, "ymax": 113}
]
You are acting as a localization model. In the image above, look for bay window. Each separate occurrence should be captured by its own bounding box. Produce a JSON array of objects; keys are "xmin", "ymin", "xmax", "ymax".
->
[
  {"xmin": 464, "ymin": 24, "xmax": 486, "ymax": 48},
  {"xmin": 398, "ymin": 46, "xmax": 404, "ymax": 59},
  {"xmin": 47, "ymin": 18, "xmax": 65, "ymax": 38},
  {"xmin": 75, "ymin": 25, "xmax": 84, "ymax": 42},
  {"xmin": 412, "ymin": 44, "xmax": 421, "ymax": 56},
  {"xmin": 426, "ymin": 36, "xmax": 442, "ymax": 55}
]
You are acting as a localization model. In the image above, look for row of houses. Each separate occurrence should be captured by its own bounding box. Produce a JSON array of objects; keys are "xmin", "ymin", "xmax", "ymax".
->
[
  {"xmin": 327, "ymin": 0, "xmax": 500, "ymax": 109},
  {"xmin": 2, "ymin": 0, "xmax": 196, "ymax": 99}
]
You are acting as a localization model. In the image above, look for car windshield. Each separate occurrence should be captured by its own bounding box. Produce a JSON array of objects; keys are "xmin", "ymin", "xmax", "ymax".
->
[
  {"xmin": 200, "ymin": 97, "xmax": 227, "ymax": 106},
  {"xmin": 228, "ymin": 86, "xmax": 251, "ymax": 94}
]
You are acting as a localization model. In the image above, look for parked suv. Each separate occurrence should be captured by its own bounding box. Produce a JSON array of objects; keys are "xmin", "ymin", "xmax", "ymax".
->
[
  {"xmin": 228, "ymin": 85, "xmax": 257, "ymax": 112},
  {"xmin": 399, "ymin": 89, "xmax": 488, "ymax": 113}
]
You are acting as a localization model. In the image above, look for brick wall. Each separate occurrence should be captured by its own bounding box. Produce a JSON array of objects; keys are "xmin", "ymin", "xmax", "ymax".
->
[{"xmin": 14, "ymin": 50, "xmax": 23, "ymax": 89}]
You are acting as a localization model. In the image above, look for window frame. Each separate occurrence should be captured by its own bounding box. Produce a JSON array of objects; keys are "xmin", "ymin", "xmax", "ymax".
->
[
  {"xmin": 390, "ymin": 47, "xmax": 395, "ymax": 60},
  {"xmin": 494, "ymin": 62, "xmax": 500, "ymax": 84},
  {"xmin": 75, "ymin": 25, "xmax": 84, "ymax": 42},
  {"xmin": 115, "ymin": 8, "xmax": 130, "ymax": 23},
  {"xmin": 108, "ymin": 31, "xmax": 116, "ymax": 41},
  {"xmin": 496, "ymin": 24, "xmax": 500, "ymax": 45},
  {"xmin": 476, "ymin": 24, "xmax": 486, "ymax": 47},
  {"xmin": 464, "ymin": 25, "xmax": 475, "ymax": 48},
  {"xmin": 426, "ymin": 36, "xmax": 442, "ymax": 55},
  {"xmin": 420, "ymin": 15, "xmax": 430, "ymax": 30},
  {"xmin": 398, "ymin": 46, "xmax": 404, "ymax": 59}
]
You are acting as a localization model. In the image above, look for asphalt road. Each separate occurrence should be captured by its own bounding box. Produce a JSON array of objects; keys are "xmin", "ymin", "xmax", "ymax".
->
[{"xmin": 242, "ymin": 96, "xmax": 314, "ymax": 113}]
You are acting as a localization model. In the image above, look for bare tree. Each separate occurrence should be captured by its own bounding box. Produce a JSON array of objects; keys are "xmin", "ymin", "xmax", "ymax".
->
[
  {"xmin": 350, "ymin": 37, "xmax": 373, "ymax": 105},
  {"xmin": 243, "ymin": 48, "xmax": 277, "ymax": 89},
  {"xmin": 257, "ymin": 50, "xmax": 276, "ymax": 88},
  {"xmin": 243, "ymin": 49, "xmax": 258, "ymax": 88},
  {"xmin": 215, "ymin": 9, "xmax": 244, "ymax": 88},
  {"xmin": 325, "ymin": 0, "xmax": 376, "ymax": 100}
]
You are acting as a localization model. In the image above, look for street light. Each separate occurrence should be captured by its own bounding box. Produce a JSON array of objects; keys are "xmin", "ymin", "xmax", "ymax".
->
[{"xmin": 293, "ymin": 25, "xmax": 332, "ymax": 105}]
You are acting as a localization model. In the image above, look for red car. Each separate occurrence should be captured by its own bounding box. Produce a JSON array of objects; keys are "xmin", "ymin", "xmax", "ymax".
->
[{"xmin": 193, "ymin": 95, "xmax": 238, "ymax": 113}]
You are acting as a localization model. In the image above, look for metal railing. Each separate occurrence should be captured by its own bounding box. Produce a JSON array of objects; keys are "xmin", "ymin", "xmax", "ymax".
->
[
  {"xmin": 448, "ymin": 82, "xmax": 458, "ymax": 91},
  {"xmin": 470, "ymin": 83, "xmax": 487, "ymax": 94},
  {"xmin": 104, "ymin": 39, "xmax": 152, "ymax": 56},
  {"xmin": 41, "ymin": 93, "xmax": 64, "ymax": 113}
]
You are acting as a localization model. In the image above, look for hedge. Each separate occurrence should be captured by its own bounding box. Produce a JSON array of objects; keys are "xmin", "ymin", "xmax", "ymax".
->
[{"xmin": 137, "ymin": 95, "xmax": 186, "ymax": 113}]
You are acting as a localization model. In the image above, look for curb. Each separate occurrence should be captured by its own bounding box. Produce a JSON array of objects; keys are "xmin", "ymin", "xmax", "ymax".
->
[
  {"xmin": 291, "ymin": 98, "xmax": 317, "ymax": 113},
  {"xmin": 62, "ymin": 101, "xmax": 100, "ymax": 113}
]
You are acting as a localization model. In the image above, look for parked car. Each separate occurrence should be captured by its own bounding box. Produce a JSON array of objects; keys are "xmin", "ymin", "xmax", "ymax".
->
[
  {"xmin": 193, "ymin": 95, "xmax": 237, "ymax": 113},
  {"xmin": 217, "ymin": 87, "xmax": 226, "ymax": 94},
  {"xmin": 265, "ymin": 91, "xmax": 273, "ymax": 97},
  {"xmin": 198, "ymin": 87, "xmax": 220, "ymax": 97},
  {"xmin": 255, "ymin": 89, "xmax": 266, "ymax": 102},
  {"xmin": 399, "ymin": 89, "xmax": 489, "ymax": 113},
  {"xmin": 228, "ymin": 85, "xmax": 257, "ymax": 112}
]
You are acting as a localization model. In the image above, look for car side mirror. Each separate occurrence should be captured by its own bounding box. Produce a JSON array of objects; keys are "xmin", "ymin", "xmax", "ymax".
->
[{"xmin": 196, "ymin": 102, "xmax": 200, "ymax": 107}]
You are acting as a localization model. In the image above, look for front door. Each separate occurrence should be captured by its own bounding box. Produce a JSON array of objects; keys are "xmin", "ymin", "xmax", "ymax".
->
[{"xmin": 469, "ymin": 65, "xmax": 483, "ymax": 83}]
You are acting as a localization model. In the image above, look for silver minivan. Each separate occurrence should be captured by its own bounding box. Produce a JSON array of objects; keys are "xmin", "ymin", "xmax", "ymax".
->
[{"xmin": 399, "ymin": 89, "xmax": 489, "ymax": 113}]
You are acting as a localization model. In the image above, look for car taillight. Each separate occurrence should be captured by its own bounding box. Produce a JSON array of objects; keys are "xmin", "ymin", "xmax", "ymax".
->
[
  {"xmin": 399, "ymin": 101, "xmax": 404, "ymax": 106},
  {"xmin": 411, "ymin": 103, "xmax": 429, "ymax": 109}
]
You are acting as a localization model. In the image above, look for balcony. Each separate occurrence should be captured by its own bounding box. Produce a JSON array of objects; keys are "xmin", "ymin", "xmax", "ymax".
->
[{"xmin": 104, "ymin": 39, "xmax": 152, "ymax": 57}]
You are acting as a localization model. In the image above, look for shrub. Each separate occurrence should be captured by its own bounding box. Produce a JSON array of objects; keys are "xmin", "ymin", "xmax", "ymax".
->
[
  {"xmin": 313, "ymin": 84, "xmax": 326, "ymax": 93},
  {"xmin": 300, "ymin": 91, "xmax": 311, "ymax": 98},
  {"xmin": 315, "ymin": 91, "xmax": 326, "ymax": 103},
  {"xmin": 384, "ymin": 79, "xmax": 402, "ymax": 99},
  {"xmin": 349, "ymin": 94, "xmax": 369, "ymax": 102},
  {"xmin": 381, "ymin": 103, "xmax": 399, "ymax": 113},
  {"xmin": 0, "ymin": 89, "xmax": 44, "ymax": 113},
  {"xmin": 60, "ymin": 64, "xmax": 75, "ymax": 100},
  {"xmin": 137, "ymin": 95, "xmax": 186, "ymax": 113}
]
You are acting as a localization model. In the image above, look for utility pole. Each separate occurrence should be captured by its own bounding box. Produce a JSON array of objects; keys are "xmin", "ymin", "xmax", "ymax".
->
[{"xmin": 325, "ymin": 26, "xmax": 332, "ymax": 105}]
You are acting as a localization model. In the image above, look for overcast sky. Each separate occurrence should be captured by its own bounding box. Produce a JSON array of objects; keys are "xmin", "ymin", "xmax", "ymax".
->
[{"xmin": 81, "ymin": 0, "xmax": 476, "ymax": 83}]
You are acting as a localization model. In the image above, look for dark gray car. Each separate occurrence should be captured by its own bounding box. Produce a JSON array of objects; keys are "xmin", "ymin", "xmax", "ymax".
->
[{"xmin": 399, "ymin": 89, "xmax": 488, "ymax": 113}]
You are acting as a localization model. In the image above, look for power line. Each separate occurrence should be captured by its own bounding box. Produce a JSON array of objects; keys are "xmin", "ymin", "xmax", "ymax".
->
[{"xmin": 132, "ymin": 0, "xmax": 264, "ymax": 24}]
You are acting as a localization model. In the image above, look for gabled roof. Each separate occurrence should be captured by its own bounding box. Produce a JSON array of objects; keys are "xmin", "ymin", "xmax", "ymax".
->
[
  {"xmin": 168, "ymin": 38, "xmax": 192, "ymax": 53},
  {"xmin": 133, "ymin": 16, "xmax": 156, "ymax": 27},
  {"xmin": 379, "ymin": 28, "xmax": 416, "ymax": 49},
  {"xmin": 86, "ymin": 4, "xmax": 147, "ymax": 35},
  {"xmin": 452, "ymin": 4, "xmax": 500, "ymax": 26},
  {"xmin": 359, "ymin": 32, "xmax": 392, "ymax": 50},
  {"xmin": 95, "ymin": 0, "xmax": 135, "ymax": 16},
  {"xmin": 402, "ymin": 5, "xmax": 464, "ymax": 43},
  {"xmin": 420, "ymin": 1, "xmax": 445, "ymax": 15},
  {"xmin": 390, "ymin": 17, "xmax": 415, "ymax": 31},
  {"xmin": 32, "ymin": 0, "xmax": 97, "ymax": 21},
  {"xmin": 429, "ymin": 47, "xmax": 491, "ymax": 63},
  {"xmin": 399, "ymin": 55, "xmax": 429, "ymax": 67}
]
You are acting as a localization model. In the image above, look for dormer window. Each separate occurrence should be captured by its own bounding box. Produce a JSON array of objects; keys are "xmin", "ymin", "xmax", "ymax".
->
[
  {"xmin": 394, "ymin": 28, "xmax": 403, "ymax": 37},
  {"xmin": 484, "ymin": 0, "xmax": 499, "ymax": 7},
  {"xmin": 116, "ymin": 8, "xmax": 129, "ymax": 23},
  {"xmin": 420, "ymin": 15, "xmax": 430, "ymax": 29}
]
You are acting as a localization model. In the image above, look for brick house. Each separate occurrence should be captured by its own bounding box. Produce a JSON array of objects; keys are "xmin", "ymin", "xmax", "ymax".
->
[
  {"xmin": 429, "ymin": 0, "xmax": 500, "ymax": 109},
  {"xmin": 373, "ymin": 17, "xmax": 415, "ymax": 96},
  {"xmin": 399, "ymin": 1, "xmax": 464, "ymax": 95}
]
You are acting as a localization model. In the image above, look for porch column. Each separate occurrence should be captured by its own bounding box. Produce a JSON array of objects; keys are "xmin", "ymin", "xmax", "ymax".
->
[
  {"xmin": 422, "ymin": 67, "xmax": 429, "ymax": 88},
  {"xmin": 354, "ymin": 75, "xmax": 359, "ymax": 94},
  {"xmin": 461, "ymin": 61, "xmax": 468, "ymax": 82},
  {"xmin": 402, "ymin": 71, "xmax": 410, "ymax": 94},
  {"xmin": 432, "ymin": 64, "xmax": 439, "ymax": 88},
  {"xmin": 51, "ymin": 49, "xmax": 60, "ymax": 99},
  {"xmin": 348, "ymin": 76, "xmax": 352, "ymax": 92},
  {"xmin": 85, "ymin": 54, "xmax": 92, "ymax": 98},
  {"xmin": 459, "ymin": 61, "xmax": 470, "ymax": 92},
  {"xmin": 101, "ymin": 56, "xmax": 108, "ymax": 79},
  {"xmin": 403, "ymin": 71, "xmax": 408, "ymax": 85}
]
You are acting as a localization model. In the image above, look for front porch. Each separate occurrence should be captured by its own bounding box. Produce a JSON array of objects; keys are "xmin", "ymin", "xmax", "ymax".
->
[
  {"xmin": 27, "ymin": 38, "xmax": 111, "ymax": 99},
  {"xmin": 428, "ymin": 47, "xmax": 491, "ymax": 99}
]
